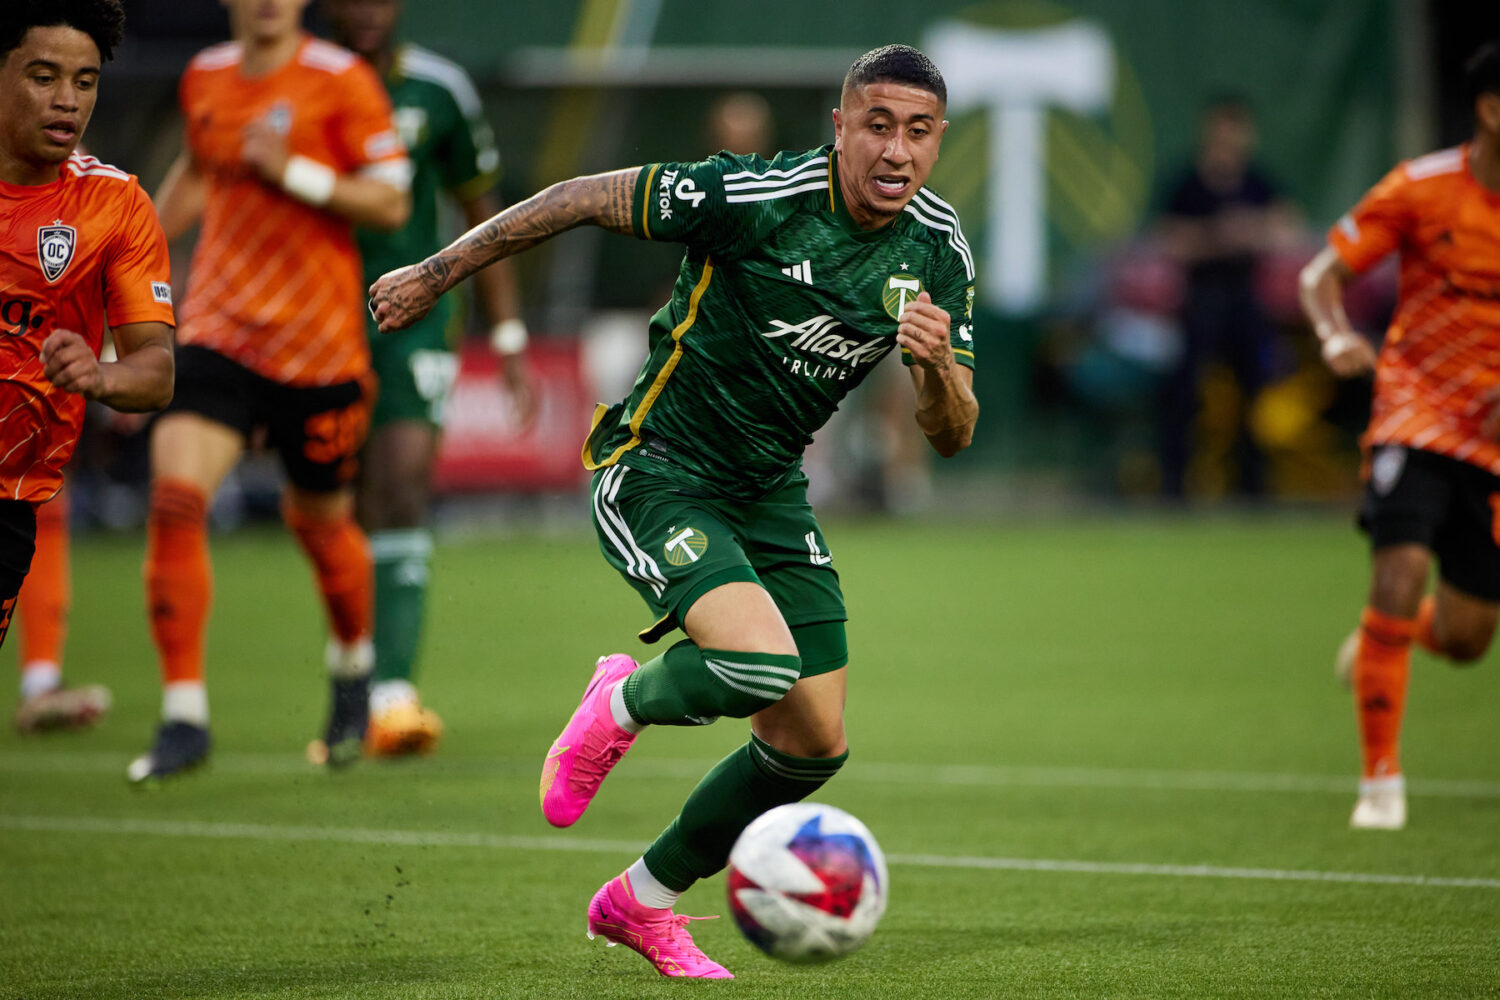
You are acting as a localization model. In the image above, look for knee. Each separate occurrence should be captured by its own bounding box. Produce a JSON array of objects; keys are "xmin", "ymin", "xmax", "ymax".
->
[{"xmin": 1440, "ymin": 633, "xmax": 1491, "ymax": 665}]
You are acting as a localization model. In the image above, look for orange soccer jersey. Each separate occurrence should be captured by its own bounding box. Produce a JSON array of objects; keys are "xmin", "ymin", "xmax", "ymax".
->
[
  {"xmin": 177, "ymin": 35, "xmax": 406, "ymax": 388},
  {"xmin": 0, "ymin": 154, "xmax": 175, "ymax": 503},
  {"xmin": 1330, "ymin": 145, "xmax": 1500, "ymax": 475}
]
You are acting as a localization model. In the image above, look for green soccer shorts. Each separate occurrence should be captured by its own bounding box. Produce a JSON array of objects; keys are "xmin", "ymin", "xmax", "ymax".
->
[
  {"xmin": 590, "ymin": 463, "xmax": 848, "ymax": 673},
  {"xmin": 368, "ymin": 314, "xmax": 458, "ymax": 429}
]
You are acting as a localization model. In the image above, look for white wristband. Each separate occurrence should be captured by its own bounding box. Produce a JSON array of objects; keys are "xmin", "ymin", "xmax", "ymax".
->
[
  {"xmin": 282, "ymin": 155, "xmax": 337, "ymax": 207},
  {"xmin": 490, "ymin": 319, "xmax": 529, "ymax": 356}
]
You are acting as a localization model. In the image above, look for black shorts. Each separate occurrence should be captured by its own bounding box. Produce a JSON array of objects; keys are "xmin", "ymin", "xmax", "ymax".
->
[
  {"xmin": 0, "ymin": 499, "xmax": 37, "ymax": 603},
  {"xmin": 166, "ymin": 345, "xmax": 371, "ymax": 492},
  {"xmin": 1359, "ymin": 445, "xmax": 1500, "ymax": 601}
]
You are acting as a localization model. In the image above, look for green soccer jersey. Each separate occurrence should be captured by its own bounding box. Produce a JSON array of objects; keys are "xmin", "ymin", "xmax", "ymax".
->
[
  {"xmin": 583, "ymin": 145, "xmax": 976, "ymax": 501},
  {"xmin": 358, "ymin": 44, "xmax": 499, "ymax": 337}
]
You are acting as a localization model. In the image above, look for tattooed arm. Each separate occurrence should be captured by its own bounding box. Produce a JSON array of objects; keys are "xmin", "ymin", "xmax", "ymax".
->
[{"xmin": 369, "ymin": 168, "xmax": 642, "ymax": 333}]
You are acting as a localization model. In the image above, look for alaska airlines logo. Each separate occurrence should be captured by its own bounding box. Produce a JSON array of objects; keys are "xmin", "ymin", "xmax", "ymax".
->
[
  {"xmin": 761, "ymin": 315, "xmax": 891, "ymax": 377},
  {"xmin": 37, "ymin": 221, "xmax": 76, "ymax": 283}
]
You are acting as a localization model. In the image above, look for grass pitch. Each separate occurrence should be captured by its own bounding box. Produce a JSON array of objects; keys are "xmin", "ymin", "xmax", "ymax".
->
[{"xmin": 2, "ymin": 512, "xmax": 1498, "ymax": 998}]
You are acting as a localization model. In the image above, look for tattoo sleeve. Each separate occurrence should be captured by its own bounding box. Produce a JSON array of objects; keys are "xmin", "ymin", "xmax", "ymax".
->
[{"xmin": 422, "ymin": 168, "xmax": 642, "ymax": 295}]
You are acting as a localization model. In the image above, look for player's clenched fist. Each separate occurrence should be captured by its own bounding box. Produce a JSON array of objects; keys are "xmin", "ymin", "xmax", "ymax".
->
[
  {"xmin": 896, "ymin": 291, "xmax": 954, "ymax": 370},
  {"xmin": 40, "ymin": 330, "xmax": 105, "ymax": 400},
  {"xmin": 368, "ymin": 261, "xmax": 443, "ymax": 334}
]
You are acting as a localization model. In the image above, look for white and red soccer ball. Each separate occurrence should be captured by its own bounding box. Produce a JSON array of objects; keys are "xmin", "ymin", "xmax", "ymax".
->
[{"xmin": 726, "ymin": 802, "xmax": 889, "ymax": 963}]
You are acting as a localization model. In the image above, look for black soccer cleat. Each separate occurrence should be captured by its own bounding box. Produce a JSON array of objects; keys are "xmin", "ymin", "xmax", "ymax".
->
[
  {"xmin": 127, "ymin": 720, "xmax": 211, "ymax": 784},
  {"xmin": 310, "ymin": 675, "xmax": 369, "ymax": 769}
]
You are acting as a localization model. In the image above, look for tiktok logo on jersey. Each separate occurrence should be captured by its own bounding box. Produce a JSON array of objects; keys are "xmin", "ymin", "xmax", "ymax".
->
[
  {"xmin": 37, "ymin": 221, "xmax": 76, "ymax": 283},
  {"xmin": 761, "ymin": 314, "xmax": 892, "ymax": 382}
]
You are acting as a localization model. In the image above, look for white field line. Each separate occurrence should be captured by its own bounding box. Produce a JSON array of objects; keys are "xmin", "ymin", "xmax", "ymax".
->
[
  {"xmin": 4, "ymin": 751, "xmax": 1500, "ymax": 799},
  {"xmin": 2, "ymin": 813, "xmax": 1497, "ymax": 890}
]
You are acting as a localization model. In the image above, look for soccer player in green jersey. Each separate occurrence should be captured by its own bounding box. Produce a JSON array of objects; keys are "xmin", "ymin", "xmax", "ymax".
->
[
  {"xmin": 371, "ymin": 44, "xmax": 977, "ymax": 978},
  {"xmin": 320, "ymin": 0, "xmax": 535, "ymax": 759}
]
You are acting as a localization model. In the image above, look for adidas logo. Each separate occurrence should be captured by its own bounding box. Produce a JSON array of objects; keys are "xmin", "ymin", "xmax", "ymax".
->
[{"xmin": 780, "ymin": 259, "xmax": 814, "ymax": 285}]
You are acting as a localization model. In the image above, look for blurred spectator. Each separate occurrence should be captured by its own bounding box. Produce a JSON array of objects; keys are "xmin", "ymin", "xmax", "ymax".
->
[
  {"xmin": 1155, "ymin": 95, "xmax": 1303, "ymax": 500},
  {"xmin": 703, "ymin": 91, "xmax": 774, "ymax": 155}
]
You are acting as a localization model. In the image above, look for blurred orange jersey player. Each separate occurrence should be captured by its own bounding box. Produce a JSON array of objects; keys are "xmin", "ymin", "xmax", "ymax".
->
[
  {"xmin": 1, "ymin": 0, "xmax": 175, "ymax": 731},
  {"xmin": 130, "ymin": 0, "xmax": 410, "ymax": 784},
  {"xmin": 1301, "ymin": 39, "xmax": 1500, "ymax": 832},
  {"xmin": 176, "ymin": 31, "xmax": 407, "ymax": 387}
]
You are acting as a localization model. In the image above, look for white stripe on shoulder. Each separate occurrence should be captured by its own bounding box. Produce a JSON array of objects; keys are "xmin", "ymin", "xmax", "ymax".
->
[
  {"xmin": 904, "ymin": 190, "xmax": 976, "ymax": 281},
  {"xmin": 398, "ymin": 46, "xmax": 484, "ymax": 119},
  {"xmin": 725, "ymin": 178, "xmax": 829, "ymax": 204},
  {"xmin": 189, "ymin": 42, "xmax": 242, "ymax": 71},
  {"xmin": 299, "ymin": 38, "xmax": 358, "ymax": 74},
  {"xmin": 1405, "ymin": 147, "xmax": 1464, "ymax": 182},
  {"xmin": 721, "ymin": 157, "xmax": 828, "ymax": 187},
  {"xmin": 66, "ymin": 154, "xmax": 129, "ymax": 182}
]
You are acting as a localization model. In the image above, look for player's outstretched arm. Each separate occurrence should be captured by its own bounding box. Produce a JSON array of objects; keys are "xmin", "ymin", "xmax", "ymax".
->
[
  {"xmin": 1299, "ymin": 245, "xmax": 1377, "ymax": 378},
  {"xmin": 153, "ymin": 152, "xmax": 208, "ymax": 244},
  {"xmin": 900, "ymin": 291, "xmax": 978, "ymax": 457},
  {"xmin": 370, "ymin": 168, "xmax": 642, "ymax": 333},
  {"xmin": 41, "ymin": 322, "xmax": 174, "ymax": 412}
]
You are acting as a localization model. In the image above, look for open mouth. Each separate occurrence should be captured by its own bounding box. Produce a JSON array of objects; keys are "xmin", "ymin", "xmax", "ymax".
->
[
  {"xmin": 872, "ymin": 174, "xmax": 910, "ymax": 198},
  {"xmin": 43, "ymin": 121, "xmax": 77, "ymax": 144}
]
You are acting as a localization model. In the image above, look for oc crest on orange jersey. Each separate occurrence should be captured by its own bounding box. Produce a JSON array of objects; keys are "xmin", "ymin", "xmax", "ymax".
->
[{"xmin": 37, "ymin": 221, "xmax": 77, "ymax": 283}]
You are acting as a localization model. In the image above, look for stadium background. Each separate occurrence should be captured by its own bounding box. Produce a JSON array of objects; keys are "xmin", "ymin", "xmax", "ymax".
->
[{"xmin": 65, "ymin": 0, "xmax": 1500, "ymax": 520}]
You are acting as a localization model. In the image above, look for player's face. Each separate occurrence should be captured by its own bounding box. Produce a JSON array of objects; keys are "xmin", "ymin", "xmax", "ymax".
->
[
  {"xmin": 323, "ymin": 0, "xmax": 401, "ymax": 59},
  {"xmin": 222, "ymin": 0, "xmax": 311, "ymax": 45},
  {"xmin": 832, "ymin": 81, "xmax": 947, "ymax": 230},
  {"xmin": 0, "ymin": 26, "xmax": 100, "ymax": 184}
]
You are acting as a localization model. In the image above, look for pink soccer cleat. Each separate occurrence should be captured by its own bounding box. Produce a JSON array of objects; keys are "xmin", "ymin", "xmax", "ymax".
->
[
  {"xmin": 586, "ymin": 872, "xmax": 733, "ymax": 979},
  {"xmin": 540, "ymin": 654, "xmax": 640, "ymax": 827}
]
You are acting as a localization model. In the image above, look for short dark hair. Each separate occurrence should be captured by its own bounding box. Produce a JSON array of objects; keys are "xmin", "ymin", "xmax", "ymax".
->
[
  {"xmin": 1467, "ymin": 41, "xmax": 1500, "ymax": 105},
  {"xmin": 0, "ymin": 0, "xmax": 126, "ymax": 64},
  {"xmin": 843, "ymin": 44, "xmax": 946, "ymax": 106}
]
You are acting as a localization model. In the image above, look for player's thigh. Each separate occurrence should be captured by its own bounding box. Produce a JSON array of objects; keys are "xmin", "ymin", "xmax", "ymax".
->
[
  {"xmin": 266, "ymin": 376, "xmax": 371, "ymax": 496},
  {"xmin": 590, "ymin": 464, "xmax": 763, "ymax": 643},
  {"xmin": 740, "ymin": 476, "xmax": 848, "ymax": 670},
  {"xmin": 1427, "ymin": 457, "xmax": 1500, "ymax": 657},
  {"xmin": 356, "ymin": 419, "xmax": 439, "ymax": 530},
  {"xmin": 682, "ymin": 582, "xmax": 797, "ymax": 656},
  {"xmin": 752, "ymin": 666, "xmax": 848, "ymax": 758},
  {"xmin": 1361, "ymin": 446, "xmax": 1448, "ymax": 615},
  {"xmin": 151, "ymin": 346, "xmax": 251, "ymax": 492},
  {"xmin": 0, "ymin": 500, "xmax": 38, "ymax": 604}
]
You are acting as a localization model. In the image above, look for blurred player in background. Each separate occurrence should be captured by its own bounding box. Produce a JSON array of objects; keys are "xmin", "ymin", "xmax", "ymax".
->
[
  {"xmin": 128, "ymin": 0, "xmax": 410, "ymax": 782},
  {"xmin": 1300, "ymin": 41, "xmax": 1500, "ymax": 830},
  {"xmin": 2, "ymin": 0, "xmax": 176, "ymax": 729},
  {"xmin": 1158, "ymin": 96, "xmax": 1301, "ymax": 500},
  {"xmin": 319, "ymin": 0, "xmax": 534, "ymax": 760},
  {"xmin": 373, "ymin": 44, "xmax": 976, "ymax": 978}
]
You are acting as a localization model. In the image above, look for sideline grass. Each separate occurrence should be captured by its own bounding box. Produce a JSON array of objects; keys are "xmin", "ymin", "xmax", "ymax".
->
[{"xmin": 2, "ymin": 514, "xmax": 1498, "ymax": 998}]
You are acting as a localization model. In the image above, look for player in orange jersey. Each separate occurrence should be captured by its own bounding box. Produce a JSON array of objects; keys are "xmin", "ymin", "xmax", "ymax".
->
[
  {"xmin": 1300, "ymin": 41, "xmax": 1500, "ymax": 831},
  {"xmin": 1, "ymin": 0, "xmax": 175, "ymax": 730},
  {"xmin": 127, "ymin": 0, "xmax": 410, "ymax": 783}
]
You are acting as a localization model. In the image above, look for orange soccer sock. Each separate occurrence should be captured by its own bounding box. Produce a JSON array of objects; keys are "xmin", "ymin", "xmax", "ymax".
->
[
  {"xmin": 17, "ymin": 490, "xmax": 70, "ymax": 672},
  {"xmin": 1353, "ymin": 606, "xmax": 1415, "ymax": 780},
  {"xmin": 144, "ymin": 479, "xmax": 212, "ymax": 685},
  {"xmin": 1412, "ymin": 594, "xmax": 1440, "ymax": 655},
  {"xmin": 283, "ymin": 503, "xmax": 371, "ymax": 645}
]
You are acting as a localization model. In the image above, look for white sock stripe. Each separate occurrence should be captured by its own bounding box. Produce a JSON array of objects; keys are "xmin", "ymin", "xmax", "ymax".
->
[
  {"xmin": 750, "ymin": 744, "xmax": 837, "ymax": 781},
  {"xmin": 704, "ymin": 661, "xmax": 789, "ymax": 700},
  {"xmin": 369, "ymin": 529, "xmax": 433, "ymax": 561},
  {"xmin": 706, "ymin": 658, "xmax": 801, "ymax": 683}
]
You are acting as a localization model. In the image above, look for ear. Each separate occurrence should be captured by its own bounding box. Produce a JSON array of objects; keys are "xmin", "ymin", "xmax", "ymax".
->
[
  {"xmin": 832, "ymin": 106, "xmax": 844, "ymax": 152},
  {"xmin": 1479, "ymin": 93, "xmax": 1500, "ymax": 134}
]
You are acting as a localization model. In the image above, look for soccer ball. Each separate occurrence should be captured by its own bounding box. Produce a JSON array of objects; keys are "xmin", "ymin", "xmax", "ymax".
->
[{"xmin": 726, "ymin": 802, "xmax": 889, "ymax": 963}]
